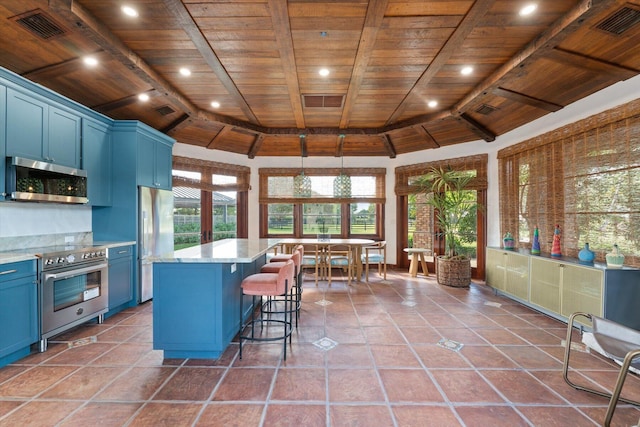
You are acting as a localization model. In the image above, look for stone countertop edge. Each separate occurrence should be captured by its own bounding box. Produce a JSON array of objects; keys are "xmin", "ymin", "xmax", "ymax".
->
[
  {"xmin": 0, "ymin": 241, "xmax": 137, "ymax": 265},
  {"xmin": 0, "ymin": 252, "xmax": 38, "ymax": 265},
  {"xmin": 94, "ymin": 241, "xmax": 137, "ymax": 249},
  {"xmin": 152, "ymin": 238, "xmax": 282, "ymax": 264}
]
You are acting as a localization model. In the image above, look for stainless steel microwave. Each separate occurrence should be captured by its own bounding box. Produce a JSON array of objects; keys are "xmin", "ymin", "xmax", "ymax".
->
[{"xmin": 5, "ymin": 157, "xmax": 88, "ymax": 204}]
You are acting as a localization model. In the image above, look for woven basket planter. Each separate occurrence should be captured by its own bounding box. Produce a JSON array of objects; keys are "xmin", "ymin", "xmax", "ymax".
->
[{"xmin": 435, "ymin": 256, "xmax": 471, "ymax": 288}]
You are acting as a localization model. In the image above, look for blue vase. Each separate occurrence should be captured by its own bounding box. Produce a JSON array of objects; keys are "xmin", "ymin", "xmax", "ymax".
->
[{"xmin": 578, "ymin": 242, "xmax": 595, "ymax": 264}]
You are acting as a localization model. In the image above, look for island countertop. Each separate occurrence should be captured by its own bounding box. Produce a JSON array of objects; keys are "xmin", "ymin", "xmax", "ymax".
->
[{"xmin": 154, "ymin": 238, "xmax": 282, "ymax": 263}]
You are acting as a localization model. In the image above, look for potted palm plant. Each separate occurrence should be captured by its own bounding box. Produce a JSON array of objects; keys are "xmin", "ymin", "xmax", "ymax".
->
[{"xmin": 417, "ymin": 166, "xmax": 478, "ymax": 287}]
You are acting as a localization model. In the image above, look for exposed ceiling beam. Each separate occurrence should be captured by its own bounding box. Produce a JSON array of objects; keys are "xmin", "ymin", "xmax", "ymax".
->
[
  {"xmin": 268, "ymin": 0, "xmax": 305, "ymax": 128},
  {"xmin": 492, "ymin": 87, "xmax": 563, "ymax": 112},
  {"xmin": 48, "ymin": 0, "xmax": 266, "ymax": 135},
  {"xmin": 248, "ymin": 134, "xmax": 266, "ymax": 159},
  {"xmin": 412, "ymin": 125, "xmax": 440, "ymax": 149},
  {"xmin": 453, "ymin": 0, "xmax": 620, "ymax": 115},
  {"xmin": 206, "ymin": 126, "xmax": 234, "ymax": 149},
  {"xmin": 91, "ymin": 90, "xmax": 158, "ymax": 113},
  {"xmin": 163, "ymin": 0, "xmax": 260, "ymax": 124},
  {"xmin": 386, "ymin": 0, "xmax": 496, "ymax": 125},
  {"xmin": 546, "ymin": 47, "xmax": 640, "ymax": 80},
  {"xmin": 457, "ymin": 113, "xmax": 495, "ymax": 142},
  {"xmin": 339, "ymin": 0, "xmax": 389, "ymax": 128},
  {"xmin": 161, "ymin": 114, "xmax": 191, "ymax": 135},
  {"xmin": 22, "ymin": 50, "xmax": 109, "ymax": 80},
  {"xmin": 381, "ymin": 134, "xmax": 397, "ymax": 158}
]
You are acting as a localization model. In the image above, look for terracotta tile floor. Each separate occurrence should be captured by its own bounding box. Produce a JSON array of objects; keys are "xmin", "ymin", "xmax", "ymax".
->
[{"xmin": 1, "ymin": 270, "xmax": 639, "ymax": 426}]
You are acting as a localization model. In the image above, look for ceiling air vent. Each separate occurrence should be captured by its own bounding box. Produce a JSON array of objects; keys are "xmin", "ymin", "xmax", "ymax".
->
[
  {"xmin": 302, "ymin": 95, "xmax": 345, "ymax": 108},
  {"xmin": 155, "ymin": 105, "xmax": 176, "ymax": 116},
  {"xmin": 14, "ymin": 10, "xmax": 66, "ymax": 40},
  {"xmin": 475, "ymin": 104, "xmax": 498, "ymax": 115},
  {"xmin": 596, "ymin": 6, "xmax": 640, "ymax": 35}
]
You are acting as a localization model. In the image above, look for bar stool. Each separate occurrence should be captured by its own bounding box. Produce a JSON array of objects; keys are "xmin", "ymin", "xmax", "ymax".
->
[
  {"xmin": 239, "ymin": 259, "xmax": 294, "ymax": 360},
  {"xmin": 260, "ymin": 249, "xmax": 302, "ymax": 327}
]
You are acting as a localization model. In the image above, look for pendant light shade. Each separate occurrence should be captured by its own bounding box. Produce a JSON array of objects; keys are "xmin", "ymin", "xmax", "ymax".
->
[
  {"xmin": 293, "ymin": 134, "xmax": 312, "ymax": 197},
  {"xmin": 333, "ymin": 134, "xmax": 351, "ymax": 197}
]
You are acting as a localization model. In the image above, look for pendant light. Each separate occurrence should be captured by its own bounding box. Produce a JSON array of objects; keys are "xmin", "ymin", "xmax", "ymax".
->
[
  {"xmin": 293, "ymin": 134, "xmax": 312, "ymax": 197},
  {"xmin": 333, "ymin": 134, "xmax": 351, "ymax": 197}
]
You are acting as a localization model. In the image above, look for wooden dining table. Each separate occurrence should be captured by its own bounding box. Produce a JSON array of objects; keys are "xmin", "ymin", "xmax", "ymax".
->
[{"xmin": 278, "ymin": 238, "xmax": 375, "ymax": 282}]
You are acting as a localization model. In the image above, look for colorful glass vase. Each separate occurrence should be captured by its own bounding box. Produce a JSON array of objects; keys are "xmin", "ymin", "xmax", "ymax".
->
[
  {"xmin": 531, "ymin": 226, "xmax": 541, "ymax": 255},
  {"xmin": 578, "ymin": 242, "xmax": 595, "ymax": 264},
  {"xmin": 606, "ymin": 244, "xmax": 625, "ymax": 268},
  {"xmin": 551, "ymin": 224, "xmax": 562, "ymax": 257},
  {"xmin": 503, "ymin": 232, "xmax": 515, "ymax": 250}
]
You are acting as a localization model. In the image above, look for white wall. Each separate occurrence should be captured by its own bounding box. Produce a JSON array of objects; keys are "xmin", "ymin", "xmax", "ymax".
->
[{"xmin": 173, "ymin": 74, "xmax": 640, "ymax": 265}]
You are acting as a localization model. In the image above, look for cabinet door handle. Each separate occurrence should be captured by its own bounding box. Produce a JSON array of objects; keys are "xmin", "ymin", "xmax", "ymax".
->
[
  {"xmin": 118, "ymin": 250, "xmax": 128, "ymax": 254},
  {"xmin": 0, "ymin": 269, "xmax": 18, "ymax": 275}
]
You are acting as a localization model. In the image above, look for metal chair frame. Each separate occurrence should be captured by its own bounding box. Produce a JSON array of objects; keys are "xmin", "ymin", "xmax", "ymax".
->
[{"xmin": 563, "ymin": 312, "xmax": 640, "ymax": 427}]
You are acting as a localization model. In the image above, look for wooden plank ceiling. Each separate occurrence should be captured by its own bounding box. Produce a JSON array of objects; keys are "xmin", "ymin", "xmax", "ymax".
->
[{"xmin": 1, "ymin": 0, "xmax": 639, "ymax": 157}]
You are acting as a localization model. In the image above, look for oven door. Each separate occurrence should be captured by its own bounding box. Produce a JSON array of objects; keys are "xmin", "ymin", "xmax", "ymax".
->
[{"xmin": 40, "ymin": 262, "xmax": 109, "ymax": 337}]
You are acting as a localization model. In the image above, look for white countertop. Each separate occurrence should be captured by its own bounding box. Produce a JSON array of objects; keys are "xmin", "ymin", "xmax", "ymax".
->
[{"xmin": 154, "ymin": 238, "xmax": 281, "ymax": 263}]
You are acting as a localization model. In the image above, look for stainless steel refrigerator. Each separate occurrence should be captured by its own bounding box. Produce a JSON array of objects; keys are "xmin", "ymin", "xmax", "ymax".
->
[{"xmin": 138, "ymin": 186, "xmax": 174, "ymax": 303}]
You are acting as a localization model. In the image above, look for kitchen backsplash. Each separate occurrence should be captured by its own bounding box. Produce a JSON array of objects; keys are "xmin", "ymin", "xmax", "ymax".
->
[{"xmin": 0, "ymin": 203, "xmax": 92, "ymax": 246}]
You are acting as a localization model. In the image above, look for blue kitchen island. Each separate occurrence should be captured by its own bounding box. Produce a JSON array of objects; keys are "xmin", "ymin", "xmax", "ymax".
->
[{"xmin": 152, "ymin": 238, "xmax": 281, "ymax": 359}]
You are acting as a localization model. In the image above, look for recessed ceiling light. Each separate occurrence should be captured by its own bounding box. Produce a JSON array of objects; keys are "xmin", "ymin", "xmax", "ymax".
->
[
  {"xmin": 138, "ymin": 93, "xmax": 150, "ymax": 102},
  {"xmin": 427, "ymin": 100, "xmax": 438, "ymax": 108},
  {"xmin": 211, "ymin": 101, "xmax": 220, "ymax": 108},
  {"xmin": 121, "ymin": 5, "xmax": 139, "ymax": 17},
  {"xmin": 519, "ymin": 3, "xmax": 537, "ymax": 16},
  {"xmin": 83, "ymin": 56, "xmax": 98, "ymax": 67},
  {"xmin": 179, "ymin": 67, "xmax": 191, "ymax": 77},
  {"xmin": 461, "ymin": 66, "xmax": 473, "ymax": 76},
  {"xmin": 319, "ymin": 68, "xmax": 330, "ymax": 77}
]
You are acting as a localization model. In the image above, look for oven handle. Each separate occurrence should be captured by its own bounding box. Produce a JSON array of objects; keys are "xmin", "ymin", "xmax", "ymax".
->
[{"xmin": 45, "ymin": 262, "xmax": 108, "ymax": 280}]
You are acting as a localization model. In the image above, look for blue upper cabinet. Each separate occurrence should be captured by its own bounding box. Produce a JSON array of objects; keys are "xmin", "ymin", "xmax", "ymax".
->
[
  {"xmin": 0, "ymin": 84, "xmax": 6, "ymax": 201},
  {"xmin": 6, "ymin": 88, "xmax": 47, "ymax": 162},
  {"xmin": 6, "ymin": 87, "xmax": 82, "ymax": 169},
  {"xmin": 82, "ymin": 119, "xmax": 112, "ymax": 206},
  {"xmin": 48, "ymin": 106, "xmax": 82, "ymax": 168},
  {"xmin": 137, "ymin": 127, "xmax": 174, "ymax": 190}
]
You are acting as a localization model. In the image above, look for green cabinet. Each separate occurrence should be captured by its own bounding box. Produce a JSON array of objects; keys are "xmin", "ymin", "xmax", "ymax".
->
[
  {"xmin": 485, "ymin": 248, "xmax": 529, "ymax": 301},
  {"xmin": 6, "ymin": 87, "xmax": 81, "ymax": 168},
  {"xmin": 530, "ymin": 258, "xmax": 603, "ymax": 327},
  {"xmin": 108, "ymin": 245, "xmax": 134, "ymax": 310},
  {"xmin": 82, "ymin": 119, "xmax": 112, "ymax": 206},
  {"xmin": 0, "ymin": 260, "xmax": 38, "ymax": 364},
  {"xmin": 487, "ymin": 247, "xmax": 640, "ymax": 330},
  {"xmin": 137, "ymin": 132, "xmax": 173, "ymax": 189}
]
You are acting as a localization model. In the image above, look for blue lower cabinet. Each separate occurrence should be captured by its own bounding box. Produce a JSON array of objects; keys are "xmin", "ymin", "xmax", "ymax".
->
[
  {"xmin": 0, "ymin": 260, "xmax": 38, "ymax": 366},
  {"xmin": 107, "ymin": 246, "xmax": 134, "ymax": 314},
  {"xmin": 153, "ymin": 262, "xmax": 243, "ymax": 359}
]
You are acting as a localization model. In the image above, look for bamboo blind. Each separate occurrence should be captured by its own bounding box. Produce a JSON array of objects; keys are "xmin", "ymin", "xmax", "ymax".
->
[
  {"xmin": 394, "ymin": 154, "xmax": 488, "ymax": 196},
  {"xmin": 498, "ymin": 99, "xmax": 640, "ymax": 267},
  {"xmin": 173, "ymin": 155, "xmax": 250, "ymax": 192},
  {"xmin": 259, "ymin": 167, "xmax": 386, "ymax": 204}
]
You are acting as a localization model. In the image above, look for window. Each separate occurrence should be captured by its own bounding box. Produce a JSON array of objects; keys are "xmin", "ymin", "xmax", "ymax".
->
[
  {"xmin": 395, "ymin": 155, "xmax": 487, "ymax": 276},
  {"xmin": 172, "ymin": 156, "xmax": 250, "ymax": 247},
  {"xmin": 259, "ymin": 167, "xmax": 385, "ymax": 239},
  {"xmin": 498, "ymin": 100, "xmax": 640, "ymax": 267}
]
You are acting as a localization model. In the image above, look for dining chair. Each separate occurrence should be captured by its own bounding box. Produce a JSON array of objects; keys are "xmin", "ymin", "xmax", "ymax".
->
[
  {"xmin": 327, "ymin": 244, "xmax": 353, "ymax": 285},
  {"xmin": 361, "ymin": 240, "xmax": 386, "ymax": 283},
  {"xmin": 300, "ymin": 244, "xmax": 326, "ymax": 285},
  {"xmin": 563, "ymin": 312, "xmax": 640, "ymax": 427}
]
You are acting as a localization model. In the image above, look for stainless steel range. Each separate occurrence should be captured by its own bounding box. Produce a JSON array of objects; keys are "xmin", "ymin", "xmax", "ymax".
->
[{"xmin": 37, "ymin": 245, "xmax": 109, "ymax": 352}]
